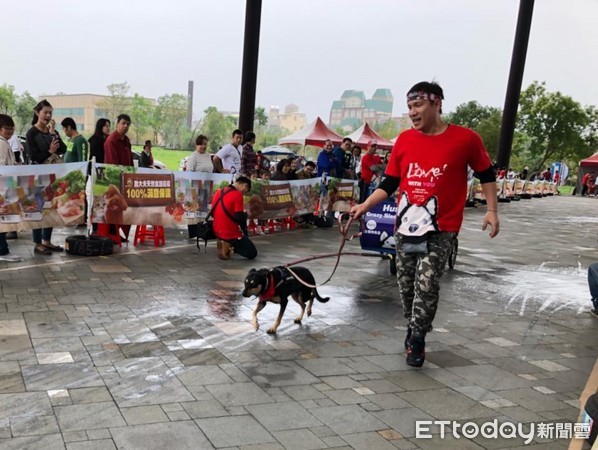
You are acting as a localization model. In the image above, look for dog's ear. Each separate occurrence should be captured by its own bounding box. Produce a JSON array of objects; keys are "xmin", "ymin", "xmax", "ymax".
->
[{"xmin": 249, "ymin": 268, "xmax": 256, "ymax": 274}]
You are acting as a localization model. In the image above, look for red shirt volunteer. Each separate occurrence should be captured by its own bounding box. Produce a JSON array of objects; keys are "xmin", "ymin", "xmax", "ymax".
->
[
  {"xmin": 360, "ymin": 152, "xmax": 382, "ymax": 184},
  {"xmin": 386, "ymin": 125, "xmax": 492, "ymax": 232},
  {"xmin": 212, "ymin": 186, "xmax": 244, "ymax": 240}
]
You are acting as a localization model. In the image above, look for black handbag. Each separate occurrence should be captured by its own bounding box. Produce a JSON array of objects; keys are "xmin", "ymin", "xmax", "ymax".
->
[{"xmin": 196, "ymin": 187, "xmax": 238, "ymax": 252}]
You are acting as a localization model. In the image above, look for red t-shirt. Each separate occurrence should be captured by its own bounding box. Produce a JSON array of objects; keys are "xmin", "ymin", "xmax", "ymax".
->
[
  {"xmin": 386, "ymin": 125, "xmax": 492, "ymax": 233},
  {"xmin": 360, "ymin": 152, "xmax": 382, "ymax": 184},
  {"xmin": 212, "ymin": 186, "xmax": 244, "ymax": 240},
  {"xmin": 582, "ymin": 173, "xmax": 590, "ymax": 185}
]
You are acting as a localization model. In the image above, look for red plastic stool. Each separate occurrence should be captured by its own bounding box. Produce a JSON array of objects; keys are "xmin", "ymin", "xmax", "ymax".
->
[
  {"xmin": 96, "ymin": 223, "xmax": 122, "ymax": 247},
  {"xmin": 134, "ymin": 225, "xmax": 165, "ymax": 247}
]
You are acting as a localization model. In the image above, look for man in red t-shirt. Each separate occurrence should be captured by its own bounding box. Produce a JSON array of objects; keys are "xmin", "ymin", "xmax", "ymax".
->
[
  {"xmin": 359, "ymin": 140, "xmax": 383, "ymax": 203},
  {"xmin": 212, "ymin": 176, "xmax": 257, "ymax": 260},
  {"xmin": 351, "ymin": 81, "xmax": 500, "ymax": 367},
  {"xmin": 103, "ymin": 114, "xmax": 134, "ymax": 241}
]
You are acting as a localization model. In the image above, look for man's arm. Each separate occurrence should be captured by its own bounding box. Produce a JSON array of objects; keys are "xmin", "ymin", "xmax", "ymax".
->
[
  {"xmin": 212, "ymin": 155, "xmax": 227, "ymax": 173},
  {"xmin": 481, "ymin": 182, "xmax": 499, "ymax": 238}
]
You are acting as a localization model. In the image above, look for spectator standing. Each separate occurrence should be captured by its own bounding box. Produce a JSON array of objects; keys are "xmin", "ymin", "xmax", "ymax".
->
[
  {"xmin": 26, "ymin": 100, "xmax": 66, "ymax": 255},
  {"xmin": 520, "ymin": 166, "xmax": 529, "ymax": 180},
  {"xmin": 506, "ymin": 168, "xmax": 515, "ymax": 179},
  {"xmin": 332, "ymin": 137, "xmax": 352, "ymax": 178},
  {"xmin": 186, "ymin": 134, "xmax": 213, "ymax": 172},
  {"xmin": 240, "ymin": 131, "xmax": 258, "ymax": 176},
  {"xmin": 88, "ymin": 119, "xmax": 110, "ymax": 163},
  {"xmin": 316, "ymin": 139, "xmax": 337, "ymax": 177},
  {"xmin": 104, "ymin": 114, "xmax": 134, "ymax": 241},
  {"xmin": 213, "ymin": 129, "xmax": 243, "ymax": 173},
  {"xmin": 60, "ymin": 117, "xmax": 88, "ymax": 163},
  {"xmin": 542, "ymin": 167, "xmax": 552, "ymax": 181},
  {"xmin": 351, "ymin": 81, "xmax": 499, "ymax": 368},
  {"xmin": 553, "ymin": 170, "xmax": 560, "ymax": 185},
  {"xmin": 139, "ymin": 140, "xmax": 154, "ymax": 168},
  {"xmin": 359, "ymin": 139, "xmax": 383, "ymax": 203},
  {"xmin": 7, "ymin": 134, "xmax": 24, "ymax": 164},
  {"xmin": 212, "ymin": 176, "xmax": 256, "ymax": 260},
  {"xmin": 0, "ymin": 114, "xmax": 23, "ymax": 262},
  {"xmin": 186, "ymin": 134, "xmax": 212, "ymax": 238}
]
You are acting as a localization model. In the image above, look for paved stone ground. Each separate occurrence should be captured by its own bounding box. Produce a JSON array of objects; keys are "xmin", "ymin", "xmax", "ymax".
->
[{"xmin": 0, "ymin": 195, "xmax": 597, "ymax": 449}]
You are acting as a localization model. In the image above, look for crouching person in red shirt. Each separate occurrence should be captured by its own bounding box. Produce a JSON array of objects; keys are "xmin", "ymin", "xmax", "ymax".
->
[
  {"xmin": 350, "ymin": 81, "xmax": 500, "ymax": 368},
  {"xmin": 212, "ymin": 176, "xmax": 257, "ymax": 260}
]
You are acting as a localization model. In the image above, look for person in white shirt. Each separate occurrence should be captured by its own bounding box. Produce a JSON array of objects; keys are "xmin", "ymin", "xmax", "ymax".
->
[
  {"xmin": 213, "ymin": 129, "xmax": 243, "ymax": 173},
  {"xmin": 7, "ymin": 134, "xmax": 23, "ymax": 164},
  {"xmin": 186, "ymin": 135, "xmax": 213, "ymax": 172}
]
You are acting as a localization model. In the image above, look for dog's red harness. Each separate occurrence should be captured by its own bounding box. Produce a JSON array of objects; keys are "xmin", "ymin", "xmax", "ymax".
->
[{"xmin": 258, "ymin": 274, "xmax": 276, "ymax": 302}]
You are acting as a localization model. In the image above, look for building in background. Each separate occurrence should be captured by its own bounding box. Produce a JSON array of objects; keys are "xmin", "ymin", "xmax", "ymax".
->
[
  {"xmin": 41, "ymin": 94, "xmax": 109, "ymax": 133},
  {"xmin": 329, "ymin": 89, "xmax": 394, "ymax": 131},
  {"xmin": 267, "ymin": 104, "xmax": 307, "ymax": 133}
]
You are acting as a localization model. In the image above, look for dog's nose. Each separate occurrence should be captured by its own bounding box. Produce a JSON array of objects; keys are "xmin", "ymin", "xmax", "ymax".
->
[{"xmin": 408, "ymin": 224, "xmax": 419, "ymax": 233}]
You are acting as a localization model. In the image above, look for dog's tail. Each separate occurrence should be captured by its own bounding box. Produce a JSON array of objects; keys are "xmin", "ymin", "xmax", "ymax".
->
[{"xmin": 313, "ymin": 289, "xmax": 330, "ymax": 303}]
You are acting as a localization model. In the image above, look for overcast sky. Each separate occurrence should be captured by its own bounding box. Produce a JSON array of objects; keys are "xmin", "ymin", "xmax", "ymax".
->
[{"xmin": 2, "ymin": 0, "xmax": 597, "ymax": 123}]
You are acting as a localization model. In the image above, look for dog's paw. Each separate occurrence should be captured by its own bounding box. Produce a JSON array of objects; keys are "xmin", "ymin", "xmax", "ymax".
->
[
  {"xmin": 294, "ymin": 318, "xmax": 302, "ymax": 325},
  {"xmin": 252, "ymin": 321, "xmax": 260, "ymax": 331},
  {"xmin": 266, "ymin": 328, "xmax": 277, "ymax": 334},
  {"xmin": 307, "ymin": 310, "xmax": 312, "ymax": 317}
]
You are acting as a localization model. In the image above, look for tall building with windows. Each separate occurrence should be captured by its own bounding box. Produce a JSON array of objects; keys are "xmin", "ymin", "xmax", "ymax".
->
[
  {"xmin": 268, "ymin": 104, "xmax": 307, "ymax": 133},
  {"xmin": 40, "ymin": 94, "xmax": 110, "ymax": 133},
  {"xmin": 329, "ymin": 89, "xmax": 393, "ymax": 131}
]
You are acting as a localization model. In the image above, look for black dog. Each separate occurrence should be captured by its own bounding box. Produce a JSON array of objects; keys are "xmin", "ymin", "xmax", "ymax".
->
[{"xmin": 242, "ymin": 266, "xmax": 330, "ymax": 334}]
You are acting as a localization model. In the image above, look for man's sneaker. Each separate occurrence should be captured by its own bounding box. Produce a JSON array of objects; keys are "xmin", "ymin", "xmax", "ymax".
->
[
  {"xmin": 217, "ymin": 240, "xmax": 231, "ymax": 260},
  {"xmin": 0, "ymin": 254, "xmax": 23, "ymax": 262},
  {"xmin": 404, "ymin": 326, "xmax": 412, "ymax": 350},
  {"xmin": 406, "ymin": 336, "xmax": 425, "ymax": 367}
]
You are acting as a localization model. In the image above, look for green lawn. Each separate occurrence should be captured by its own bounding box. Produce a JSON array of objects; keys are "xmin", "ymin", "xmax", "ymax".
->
[
  {"xmin": 558, "ymin": 185, "xmax": 574, "ymax": 195},
  {"xmin": 132, "ymin": 146, "xmax": 193, "ymax": 171}
]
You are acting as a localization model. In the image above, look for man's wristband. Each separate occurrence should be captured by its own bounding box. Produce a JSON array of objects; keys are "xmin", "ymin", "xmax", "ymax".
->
[{"xmin": 487, "ymin": 209, "xmax": 497, "ymax": 212}]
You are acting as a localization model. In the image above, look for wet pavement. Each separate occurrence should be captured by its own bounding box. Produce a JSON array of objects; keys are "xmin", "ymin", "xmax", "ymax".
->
[{"xmin": 0, "ymin": 195, "xmax": 597, "ymax": 449}]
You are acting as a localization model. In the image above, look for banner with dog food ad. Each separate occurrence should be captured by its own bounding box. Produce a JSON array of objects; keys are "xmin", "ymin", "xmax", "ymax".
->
[
  {"xmin": 92, "ymin": 164, "xmax": 232, "ymax": 226},
  {"xmin": 0, "ymin": 162, "xmax": 88, "ymax": 232}
]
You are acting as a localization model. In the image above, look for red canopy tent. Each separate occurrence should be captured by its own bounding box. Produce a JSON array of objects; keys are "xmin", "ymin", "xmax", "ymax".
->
[
  {"xmin": 576, "ymin": 152, "xmax": 598, "ymax": 195},
  {"xmin": 345, "ymin": 122, "xmax": 394, "ymax": 150},
  {"xmin": 278, "ymin": 117, "xmax": 343, "ymax": 146},
  {"xmin": 580, "ymin": 152, "xmax": 598, "ymax": 168}
]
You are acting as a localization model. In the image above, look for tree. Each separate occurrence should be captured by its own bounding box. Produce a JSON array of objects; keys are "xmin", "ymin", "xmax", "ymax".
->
[
  {"xmin": 129, "ymin": 94, "xmax": 154, "ymax": 145},
  {"xmin": 447, "ymin": 101, "xmax": 500, "ymax": 130},
  {"xmin": 0, "ymin": 84, "xmax": 16, "ymax": 115},
  {"xmin": 255, "ymin": 106, "xmax": 268, "ymax": 128},
  {"xmin": 474, "ymin": 109, "xmax": 502, "ymax": 161},
  {"xmin": 157, "ymin": 93, "xmax": 188, "ymax": 149},
  {"xmin": 14, "ymin": 91, "xmax": 37, "ymax": 134},
  {"xmin": 517, "ymin": 81, "xmax": 589, "ymax": 170},
  {"xmin": 200, "ymin": 106, "xmax": 235, "ymax": 153},
  {"xmin": 372, "ymin": 120, "xmax": 399, "ymax": 140},
  {"xmin": 582, "ymin": 105, "xmax": 598, "ymax": 154},
  {"xmin": 96, "ymin": 82, "xmax": 131, "ymax": 121}
]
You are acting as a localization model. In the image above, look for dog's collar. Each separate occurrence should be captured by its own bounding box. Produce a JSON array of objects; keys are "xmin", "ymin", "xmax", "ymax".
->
[{"xmin": 259, "ymin": 274, "xmax": 276, "ymax": 302}]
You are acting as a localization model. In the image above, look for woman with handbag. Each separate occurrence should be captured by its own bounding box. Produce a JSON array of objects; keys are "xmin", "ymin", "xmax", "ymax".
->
[{"xmin": 26, "ymin": 100, "xmax": 67, "ymax": 255}]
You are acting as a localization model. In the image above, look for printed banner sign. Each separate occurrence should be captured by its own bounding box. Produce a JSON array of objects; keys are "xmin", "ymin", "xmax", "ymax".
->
[
  {"xmin": 0, "ymin": 162, "xmax": 88, "ymax": 232},
  {"xmin": 121, "ymin": 173, "xmax": 175, "ymax": 207}
]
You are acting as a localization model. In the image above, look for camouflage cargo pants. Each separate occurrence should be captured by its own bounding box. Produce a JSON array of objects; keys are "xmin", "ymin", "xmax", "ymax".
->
[{"xmin": 395, "ymin": 231, "xmax": 457, "ymax": 337}]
